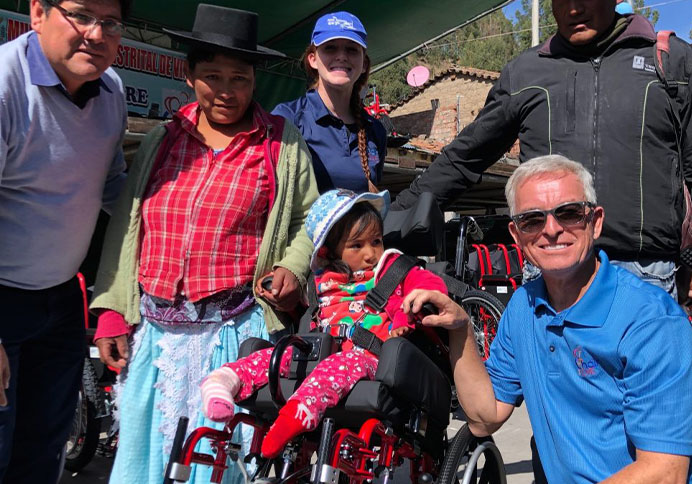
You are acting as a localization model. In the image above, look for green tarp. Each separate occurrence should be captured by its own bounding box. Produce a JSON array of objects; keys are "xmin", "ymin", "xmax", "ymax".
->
[{"xmin": 1, "ymin": 0, "xmax": 509, "ymax": 107}]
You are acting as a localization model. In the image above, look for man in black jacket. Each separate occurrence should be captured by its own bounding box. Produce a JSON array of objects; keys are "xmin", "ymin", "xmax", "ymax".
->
[{"xmin": 393, "ymin": 0, "xmax": 692, "ymax": 297}]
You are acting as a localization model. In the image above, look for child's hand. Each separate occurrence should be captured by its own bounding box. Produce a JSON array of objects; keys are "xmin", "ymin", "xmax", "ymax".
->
[
  {"xmin": 390, "ymin": 326, "xmax": 412, "ymax": 338},
  {"xmin": 256, "ymin": 268, "xmax": 301, "ymax": 312}
]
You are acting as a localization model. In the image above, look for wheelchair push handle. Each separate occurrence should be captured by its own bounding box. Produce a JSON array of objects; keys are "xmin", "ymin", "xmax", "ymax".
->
[
  {"xmin": 268, "ymin": 335, "xmax": 313, "ymax": 409},
  {"xmin": 455, "ymin": 216, "xmax": 483, "ymax": 280},
  {"xmin": 260, "ymin": 275, "xmax": 273, "ymax": 292},
  {"xmin": 419, "ymin": 302, "xmax": 438, "ymax": 318},
  {"xmin": 409, "ymin": 302, "xmax": 438, "ymax": 322},
  {"xmin": 466, "ymin": 217, "xmax": 483, "ymax": 241}
]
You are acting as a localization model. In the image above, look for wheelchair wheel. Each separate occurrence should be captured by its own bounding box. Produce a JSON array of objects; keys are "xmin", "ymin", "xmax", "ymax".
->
[
  {"xmin": 65, "ymin": 359, "xmax": 100, "ymax": 472},
  {"xmin": 438, "ymin": 425, "xmax": 506, "ymax": 484},
  {"xmin": 461, "ymin": 290, "xmax": 504, "ymax": 360}
]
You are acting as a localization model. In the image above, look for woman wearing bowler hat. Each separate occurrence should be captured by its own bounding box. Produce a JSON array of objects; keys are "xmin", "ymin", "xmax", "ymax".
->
[
  {"xmin": 272, "ymin": 12, "xmax": 386, "ymax": 194},
  {"xmin": 90, "ymin": 4, "xmax": 318, "ymax": 482}
]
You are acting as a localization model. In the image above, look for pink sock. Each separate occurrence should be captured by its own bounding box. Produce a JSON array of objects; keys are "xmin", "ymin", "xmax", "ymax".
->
[{"xmin": 200, "ymin": 366, "xmax": 241, "ymax": 422}]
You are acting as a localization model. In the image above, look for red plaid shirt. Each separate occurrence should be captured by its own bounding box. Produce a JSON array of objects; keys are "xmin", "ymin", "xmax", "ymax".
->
[{"xmin": 138, "ymin": 102, "xmax": 281, "ymax": 302}]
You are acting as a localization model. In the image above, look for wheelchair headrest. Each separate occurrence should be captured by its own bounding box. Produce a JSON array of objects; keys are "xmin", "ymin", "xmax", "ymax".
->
[{"xmin": 383, "ymin": 192, "xmax": 444, "ymax": 256}]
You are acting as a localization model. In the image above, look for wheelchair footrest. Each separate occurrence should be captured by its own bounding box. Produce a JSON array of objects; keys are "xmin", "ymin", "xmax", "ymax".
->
[{"xmin": 311, "ymin": 463, "xmax": 341, "ymax": 484}]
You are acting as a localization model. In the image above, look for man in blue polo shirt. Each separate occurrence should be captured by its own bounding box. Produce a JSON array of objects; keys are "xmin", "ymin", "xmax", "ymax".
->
[
  {"xmin": 406, "ymin": 154, "xmax": 692, "ymax": 483},
  {"xmin": 0, "ymin": 0, "xmax": 129, "ymax": 481}
]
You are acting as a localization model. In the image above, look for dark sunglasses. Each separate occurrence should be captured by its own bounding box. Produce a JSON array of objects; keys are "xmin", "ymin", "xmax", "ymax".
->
[{"xmin": 511, "ymin": 201, "xmax": 596, "ymax": 234}]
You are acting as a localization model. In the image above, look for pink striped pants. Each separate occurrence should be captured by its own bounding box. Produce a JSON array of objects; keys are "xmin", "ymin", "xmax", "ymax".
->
[{"xmin": 224, "ymin": 347, "xmax": 378, "ymax": 430}]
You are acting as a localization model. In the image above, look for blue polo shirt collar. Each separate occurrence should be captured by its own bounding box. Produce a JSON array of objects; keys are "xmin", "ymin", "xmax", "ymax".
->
[
  {"xmin": 306, "ymin": 89, "xmax": 373, "ymax": 125},
  {"xmin": 26, "ymin": 31, "xmax": 110, "ymax": 97},
  {"xmin": 306, "ymin": 89, "xmax": 332, "ymax": 122},
  {"xmin": 531, "ymin": 250, "xmax": 616, "ymax": 328}
]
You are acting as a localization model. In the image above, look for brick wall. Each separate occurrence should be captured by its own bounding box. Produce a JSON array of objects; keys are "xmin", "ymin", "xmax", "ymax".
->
[
  {"xmin": 389, "ymin": 73, "xmax": 495, "ymax": 143},
  {"xmin": 429, "ymin": 106, "xmax": 458, "ymax": 142}
]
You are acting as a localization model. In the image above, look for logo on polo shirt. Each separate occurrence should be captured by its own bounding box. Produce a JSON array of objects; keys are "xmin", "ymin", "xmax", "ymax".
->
[
  {"xmin": 368, "ymin": 146, "xmax": 379, "ymax": 163},
  {"xmin": 573, "ymin": 346, "xmax": 599, "ymax": 377}
]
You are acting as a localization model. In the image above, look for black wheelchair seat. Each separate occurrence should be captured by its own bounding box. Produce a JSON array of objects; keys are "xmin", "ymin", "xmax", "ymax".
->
[{"xmin": 236, "ymin": 334, "xmax": 451, "ymax": 454}]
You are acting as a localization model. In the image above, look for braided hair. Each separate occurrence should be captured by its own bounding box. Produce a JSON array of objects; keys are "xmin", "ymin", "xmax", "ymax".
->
[{"xmin": 302, "ymin": 45, "xmax": 378, "ymax": 193}]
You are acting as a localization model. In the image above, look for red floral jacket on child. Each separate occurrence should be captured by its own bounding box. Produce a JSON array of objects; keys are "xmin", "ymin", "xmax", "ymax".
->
[{"xmin": 313, "ymin": 249, "xmax": 447, "ymax": 352}]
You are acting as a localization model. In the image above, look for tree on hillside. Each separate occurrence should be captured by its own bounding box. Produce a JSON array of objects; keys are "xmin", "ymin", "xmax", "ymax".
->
[
  {"xmin": 370, "ymin": 2, "xmax": 661, "ymax": 106},
  {"xmin": 370, "ymin": 10, "xmax": 518, "ymax": 105},
  {"xmin": 513, "ymin": 0, "xmax": 658, "ymax": 52},
  {"xmin": 513, "ymin": 0, "xmax": 555, "ymax": 52},
  {"xmin": 631, "ymin": 0, "xmax": 659, "ymax": 26},
  {"xmin": 453, "ymin": 9, "xmax": 518, "ymax": 72},
  {"xmin": 368, "ymin": 57, "xmax": 414, "ymax": 108}
]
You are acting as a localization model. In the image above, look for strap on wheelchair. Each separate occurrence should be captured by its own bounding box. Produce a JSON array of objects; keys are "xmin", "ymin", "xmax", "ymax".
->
[
  {"xmin": 365, "ymin": 255, "xmax": 422, "ymax": 311},
  {"xmin": 350, "ymin": 325, "xmax": 384, "ymax": 356},
  {"xmin": 351, "ymin": 255, "xmax": 423, "ymax": 356},
  {"xmin": 305, "ymin": 255, "xmax": 425, "ymax": 356},
  {"xmin": 438, "ymin": 273, "xmax": 468, "ymax": 301}
]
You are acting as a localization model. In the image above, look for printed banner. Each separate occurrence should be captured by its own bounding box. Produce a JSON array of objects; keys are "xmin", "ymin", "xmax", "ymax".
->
[{"xmin": 0, "ymin": 8, "xmax": 192, "ymax": 118}]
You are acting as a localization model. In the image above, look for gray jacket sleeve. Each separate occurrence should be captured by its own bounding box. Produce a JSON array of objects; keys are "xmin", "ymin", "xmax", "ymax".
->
[
  {"xmin": 0, "ymin": 123, "xmax": 6, "ymax": 185},
  {"xmin": 101, "ymin": 84, "xmax": 128, "ymax": 214},
  {"xmin": 102, "ymin": 149, "xmax": 127, "ymax": 215}
]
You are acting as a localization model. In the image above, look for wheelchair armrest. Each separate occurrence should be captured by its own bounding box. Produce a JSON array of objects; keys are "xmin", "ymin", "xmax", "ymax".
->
[
  {"xmin": 268, "ymin": 333, "xmax": 338, "ymax": 409},
  {"xmin": 289, "ymin": 333, "xmax": 338, "ymax": 379},
  {"xmin": 238, "ymin": 337, "xmax": 273, "ymax": 359},
  {"xmin": 269, "ymin": 335, "xmax": 312, "ymax": 408},
  {"xmin": 375, "ymin": 337, "xmax": 451, "ymax": 425}
]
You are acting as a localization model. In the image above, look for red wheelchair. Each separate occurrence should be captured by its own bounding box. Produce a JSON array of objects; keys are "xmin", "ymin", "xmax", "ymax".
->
[
  {"xmin": 163, "ymin": 326, "xmax": 506, "ymax": 484},
  {"xmin": 163, "ymin": 205, "xmax": 509, "ymax": 484}
]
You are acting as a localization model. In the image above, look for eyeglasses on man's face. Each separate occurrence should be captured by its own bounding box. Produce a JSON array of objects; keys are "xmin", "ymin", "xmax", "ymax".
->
[
  {"xmin": 45, "ymin": 0, "xmax": 124, "ymax": 37},
  {"xmin": 511, "ymin": 201, "xmax": 596, "ymax": 234}
]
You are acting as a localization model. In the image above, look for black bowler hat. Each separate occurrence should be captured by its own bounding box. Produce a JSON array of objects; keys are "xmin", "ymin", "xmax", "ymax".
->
[{"xmin": 163, "ymin": 4, "xmax": 286, "ymax": 61}]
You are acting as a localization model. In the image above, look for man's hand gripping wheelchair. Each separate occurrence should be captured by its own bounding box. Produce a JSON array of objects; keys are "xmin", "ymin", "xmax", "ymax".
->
[{"xmin": 163, "ymin": 326, "xmax": 506, "ymax": 484}]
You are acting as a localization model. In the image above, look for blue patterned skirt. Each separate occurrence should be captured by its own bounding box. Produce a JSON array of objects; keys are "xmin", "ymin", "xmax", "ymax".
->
[{"xmin": 109, "ymin": 296, "xmax": 273, "ymax": 484}]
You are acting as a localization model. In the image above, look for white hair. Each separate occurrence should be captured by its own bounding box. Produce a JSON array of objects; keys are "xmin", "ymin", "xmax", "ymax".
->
[{"xmin": 504, "ymin": 155, "xmax": 597, "ymax": 215}]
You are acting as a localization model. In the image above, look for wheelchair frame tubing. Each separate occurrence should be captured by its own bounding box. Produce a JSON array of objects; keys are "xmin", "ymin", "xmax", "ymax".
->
[
  {"xmin": 177, "ymin": 413, "xmax": 269, "ymax": 483},
  {"xmin": 327, "ymin": 418, "xmax": 435, "ymax": 484},
  {"xmin": 269, "ymin": 335, "xmax": 313, "ymax": 408}
]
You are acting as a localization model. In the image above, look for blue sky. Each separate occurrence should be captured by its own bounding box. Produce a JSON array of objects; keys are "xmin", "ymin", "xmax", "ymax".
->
[{"xmin": 502, "ymin": 0, "xmax": 692, "ymax": 42}]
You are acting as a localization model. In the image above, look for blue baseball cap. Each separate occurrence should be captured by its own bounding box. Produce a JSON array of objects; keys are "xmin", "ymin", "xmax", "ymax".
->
[
  {"xmin": 311, "ymin": 11, "xmax": 367, "ymax": 49},
  {"xmin": 305, "ymin": 189, "xmax": 389, "ymax": 271}
]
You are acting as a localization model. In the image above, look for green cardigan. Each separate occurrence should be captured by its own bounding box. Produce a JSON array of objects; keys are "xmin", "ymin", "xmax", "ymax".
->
[{"xmin": 90, "ymin": 120, "xmax": 318, "ymax": 334}]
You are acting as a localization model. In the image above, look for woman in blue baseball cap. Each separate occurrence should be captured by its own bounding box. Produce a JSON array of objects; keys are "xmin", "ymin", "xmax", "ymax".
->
[{"xmin": 273, "ymin": 12, "xmax": 386, "ymax": 194}]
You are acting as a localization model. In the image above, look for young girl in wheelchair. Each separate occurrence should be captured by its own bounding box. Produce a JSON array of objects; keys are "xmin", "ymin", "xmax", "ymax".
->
[{"xmin": 200, "ymin": 189, "xmax": 447, "ymax": 458}]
